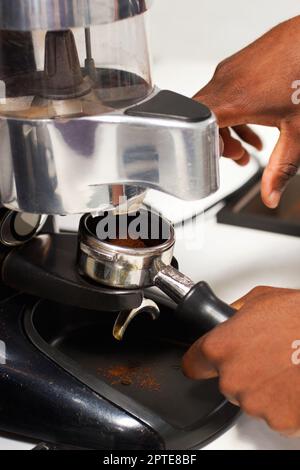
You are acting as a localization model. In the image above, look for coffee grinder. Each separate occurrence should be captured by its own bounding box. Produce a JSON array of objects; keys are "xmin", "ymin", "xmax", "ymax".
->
[{"xmin": 0, "ymin": 0, "xmax": 239, "ymax": 450}]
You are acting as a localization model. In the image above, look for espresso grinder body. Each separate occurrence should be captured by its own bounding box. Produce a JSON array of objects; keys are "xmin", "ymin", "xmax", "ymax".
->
[{"xmin": 0, "ymin": 0, "xmax": 239, "ymax": 450}]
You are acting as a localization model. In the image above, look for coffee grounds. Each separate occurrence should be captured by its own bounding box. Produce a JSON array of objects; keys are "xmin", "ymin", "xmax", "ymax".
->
[
  {"xmin": 97, "ymin": 364, "xmax": 161, "ymax": 392},
  {"xmin": 106, "ymin": 237, "xmax": 148, "ymax": 249}
]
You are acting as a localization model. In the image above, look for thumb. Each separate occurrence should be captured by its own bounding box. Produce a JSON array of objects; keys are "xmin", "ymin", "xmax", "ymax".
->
[
  {"xmin": 182, "ymin": 335, "xmax": 219, "ymax": 380},
  {"xmin": 261, "ymin": 127, "xmax": 300, "ymax": 209}
]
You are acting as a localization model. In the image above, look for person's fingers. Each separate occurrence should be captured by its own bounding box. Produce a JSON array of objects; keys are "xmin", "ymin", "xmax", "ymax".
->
[
  {"xmin": 183, "ymin": 287, "xmax": 281, "ymax": 380},
  {"xmin": 261, "ymin": 127, "xmax": 300, "ymax": 209},
  {"xmin": 183, "ymin": 342, "xmax": 240, "ymax": 405},
  {"xmin": 220, "ymin": 128, "xmax": 246, "ymax": 159},
  {"xmin": 230, "ymin": 298, "xmax": 246, "ymax": 311},
  {"xmin": 182, "ymin": 335, "xmax": 219, "ymax": 380},
  {"xmin": 236, "ymin": 151, "xmax": 250, "ymax": 167},
  {"xmin": 233, "ymin": 125, "xmax": 263, "ymax": 151},
  {"xmin": 231, "ymin": 286, "xmax": 276, "ymax": 310},
  {"xmin": 219, "ymin": 128, "xmax": 251, "ymax": 166}
]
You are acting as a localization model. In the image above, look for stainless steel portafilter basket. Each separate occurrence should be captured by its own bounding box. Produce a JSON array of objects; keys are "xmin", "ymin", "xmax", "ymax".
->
[{"xmin": 78, "ymin": 211, "xmax": 235, "ymax": 339}]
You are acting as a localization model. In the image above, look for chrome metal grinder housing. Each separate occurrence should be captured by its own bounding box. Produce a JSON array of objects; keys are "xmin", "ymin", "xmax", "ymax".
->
[
  {"xmin": 0, "ymin": 207, "xmax": 47, "ymax": 246},
  {"xmin": 0, "ymin": 0, "xmax": 220, "ymax": 216}
]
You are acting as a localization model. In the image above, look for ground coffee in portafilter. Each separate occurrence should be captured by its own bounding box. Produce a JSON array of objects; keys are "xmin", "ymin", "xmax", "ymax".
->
[
  {"xmin": 86, "ymin": 211, "xmax": 171, "ymax": 250},
  {"xmin": 105, "ymin": 237, "xmax": 149, "ymax": 249}
]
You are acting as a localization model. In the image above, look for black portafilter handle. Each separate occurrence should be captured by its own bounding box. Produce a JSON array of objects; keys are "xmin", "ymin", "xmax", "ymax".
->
[
  {"xmin": 153, "ymin": 265, "xmax": 236, "ymax": 335},
  {"xmin": 176, "ymin": 282, "xmax": 236, "ymax": 335}
]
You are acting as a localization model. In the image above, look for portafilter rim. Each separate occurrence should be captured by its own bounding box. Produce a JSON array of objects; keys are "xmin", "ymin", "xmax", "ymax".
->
[{"xmin": 78, "ymin": 210, "xmax": 176, "ymax": 259}]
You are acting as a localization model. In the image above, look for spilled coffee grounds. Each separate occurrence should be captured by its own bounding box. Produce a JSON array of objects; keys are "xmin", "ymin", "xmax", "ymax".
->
[{"xmin": 97, "ymin": 364, "xmax": 161, "ymax": 392}]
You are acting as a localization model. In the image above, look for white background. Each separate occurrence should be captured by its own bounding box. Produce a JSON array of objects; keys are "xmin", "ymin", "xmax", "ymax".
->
[{"xmin": 149, "ymin": 0, "xmax": 300, "ymax": 64}]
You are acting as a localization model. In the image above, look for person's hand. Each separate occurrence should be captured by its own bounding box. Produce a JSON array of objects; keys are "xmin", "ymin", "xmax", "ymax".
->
[
  {"xmin": 218, "ymin": 126, "xmax": 263, "ymax": 168},
  {"xmin": 194, "ymin": 15, "xmax": 300, "ymax": 209},
  {"xmin": 182, "ymin": 287, "xmax": 300, "ymax": 436}
]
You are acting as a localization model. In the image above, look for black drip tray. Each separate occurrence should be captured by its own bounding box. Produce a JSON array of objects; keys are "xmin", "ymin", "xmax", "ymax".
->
[
  {"xmin": 25, "ymin": 298, "xmax": 239, "ymax": 447},
  {"xmin": 46, "ymin": 321, "xmax": 221, "ymax": 429}
]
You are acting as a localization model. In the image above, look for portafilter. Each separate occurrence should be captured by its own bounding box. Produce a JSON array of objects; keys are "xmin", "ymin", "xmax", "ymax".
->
[{"xmin": 77, "ymin": 210, "xmax": 235, "ymax": 339}]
